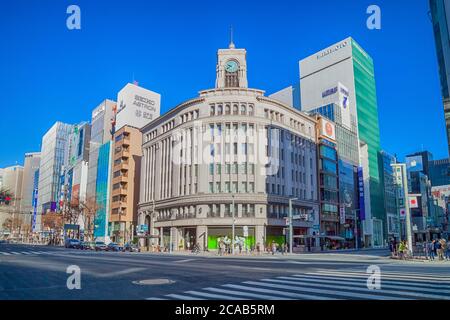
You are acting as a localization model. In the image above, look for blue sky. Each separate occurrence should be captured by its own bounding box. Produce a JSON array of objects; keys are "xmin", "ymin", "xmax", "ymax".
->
[{"xmin": 0, "ymin": 0, "xmax": 445, "ymax": 167}]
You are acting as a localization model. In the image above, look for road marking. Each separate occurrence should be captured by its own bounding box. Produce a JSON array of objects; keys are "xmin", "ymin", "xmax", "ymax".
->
[
  {"xmin": 288, "ymin": 275, "xmax": 450, "ymax": 293},
  {"xmin": 89, "ymin": 267, "xmax": 146, "ymax": 278},
  {"xmin": 223, "ymin": 283, "xmax": 339, "ymax": 300},
  {"xmin": 174, "ymin": 259, "xmax": 195, "ymax": 263},
  {"xmin": 242, "ymin": 280, "xmax": 411, "ymax": 300},
  {"xmin": 261, "ymin": 278, "xmax": 450, "ymax": 300},
  {"xmin": 184, "ymin": 290, "xmax": 247, "ymax": 300},
  {"xmin": 212, "ymin": 286, "xmax": 312, "ymax": 300},
  {"xmin": 30, "ymin": 251, "xmax": 42, "ymax": 255},
  {"xmin": 10, "ymin": 252, "xmax": 21, "ymax": 255},
  {"xmin": 21, "ymin": 252, "xmax": 32, "ymax": 255},
  {"xmin": 310, "ymin": 270, "xmax": 450, "ymax": 282},
  {"xmin": 0, "ymin": 252, "xmax": 11, "ymax": 255},
  {"xmin": 166, "ymin": 294, "xmax": 205, "ymax": 300},
  {"xmin": 145, "ymin": 297, "xmax": 167, "ymax": 300}
]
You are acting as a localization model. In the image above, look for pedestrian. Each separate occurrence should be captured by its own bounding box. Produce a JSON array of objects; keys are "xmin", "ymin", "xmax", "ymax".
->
[
  {"xmin": 398, "ymin": 241, "xmax": 405, "ymax": 259},
  {"xmin": 256, "ymin": 242, "xmax": 261, "ymax": 255},
  {"xmin": 427, "ymin": 240, "xmax": 435, "ymax": 261},
  {"xmin": 271, "ymin": 241, "xmax": 277, "ymax": 255},
  {"xmin": 445, "ymin": 240, "xmax": 450, "ymax": 261},
  {"xmin": 434, "ymin": 239, "xmax": 442, "ymax": 260},
  {"xmin": 389, "ymin": 239, "xmax": 394, "ymax": 257},
  {"xmin": 438, "ymin": 239, "xmax": 446, "ymax": 260}
]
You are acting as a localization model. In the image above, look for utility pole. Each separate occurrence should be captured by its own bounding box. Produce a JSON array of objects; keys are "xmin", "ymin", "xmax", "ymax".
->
[
  {"xmin": 289, "ymin": 198, "xmax": 297, "ymax": 254},
  {"xmin": 232, "ymin": 195, "xmax": 235, "ymax": 255},
  {"xmin": 353, "ymin": 209, "xmax": 359, "ymax": 250}
]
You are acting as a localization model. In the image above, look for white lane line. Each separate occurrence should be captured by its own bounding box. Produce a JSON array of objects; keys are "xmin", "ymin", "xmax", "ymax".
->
[
  {"xmin": 184, "ymin": 291, "xmax": 248, "ymax": 300},
  {"xmin": 241, "ymin": 281, "xmax": 410, "ymax": 300},
  {"xmin": 166, "ymin": 294, "xmax": 205, "ymax": 300},
  {"xmin": 312, "ymin": 270, "xmax": 450, "ymax": 282},
  {"xmin": 174, "ymin": 259, "xmax": 195, "ymax": 263},
  {"xmin": 222, "ymin": 283, "xmax": 339, "ymax": 300},
  {"xmin": 290, "ymin": 274, "xmax": 450, "ymax": 292},
  {"xmin": 207, "ymin": 287, "xmax": 311, "ymax": 300},
  {"xmin": 262, "ymin": 278, "xmax": 450, "ymax": 300}
]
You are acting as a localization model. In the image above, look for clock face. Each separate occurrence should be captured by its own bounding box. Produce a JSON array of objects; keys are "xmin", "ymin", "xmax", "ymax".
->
[{"xmin": 225, "ymin": 60, "xmax": 238, "ymax": 73}]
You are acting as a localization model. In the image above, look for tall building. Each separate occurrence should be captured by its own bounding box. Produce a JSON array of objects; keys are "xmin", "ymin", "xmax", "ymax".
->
[
  {"xmin": 110, "ymin": 125, "xmax": 142, "ymax": 244},
  {"xmin": 269, "ymin": 84, "xmax": 301, "ymax": 110},
  {"xmin": 60, "ymin": 122, "xmax": 91, "ymax": 208},
  {"xmin": 0, "ymin": 165, "xmax": 24, "ymax": 236},
  {"xmin": 430, "ymin": 0, "xmax": 450, "ymax": 155},
  {"xmin": 86, "ymin": 100, "xmax": 116, "ymax": 205},
  {"xmin": 379, "ymin": 151, "xmax": 400, "ymax": 241},
  {"xmin": 138, "ymin": 42, "xmax": 320, "ymax": 252},
  {"xmin": 37, "ymin": 122, "xmax": 72, "ymax": 222},
  {"xmin": 19, "ymin": 152, "xmax": 41, "ymax": 224},
  {"xmin": 429, "ymin": 158, "xmax": 450, "ymax": 187},
  {"xmin": 300, "ymin": 37, "xmax": 384, "ymax": 247}
]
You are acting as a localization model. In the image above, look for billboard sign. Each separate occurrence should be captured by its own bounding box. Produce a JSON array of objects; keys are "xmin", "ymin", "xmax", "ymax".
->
[
  {"xmin": 115, "ymin": 83, "xmax": 161, "ymax": 131},
  {"xmin": 319, "ymin": 117, "xmax": 336, "ymax": 141},
  {"xmin": 357, "ymin": 167, "xmax": 366, "ymax": 221},
  {"xmin": 409, "ymin": 196, "xmax": 419, "ymax": 209},
  {"xmin": 406, "ymin": 156, "xmax": 424, "ymax": 172}
]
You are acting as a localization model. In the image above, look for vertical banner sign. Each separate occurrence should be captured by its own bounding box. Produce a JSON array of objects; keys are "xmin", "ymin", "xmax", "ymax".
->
[
  {"xmin": 32, "ymin": 187, "xmax": 38, "ymax": 232},
  {"xmin": 357, "ymin": 167, "xmax": 366, "ymax": 221},
  {"xmin": 340, "ymin": 206, "xmax": 346, "ymax": 224}
]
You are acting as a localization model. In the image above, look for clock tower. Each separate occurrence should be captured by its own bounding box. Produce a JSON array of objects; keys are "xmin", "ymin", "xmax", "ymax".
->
[{"xmin": 215, "ymin": 38, "xmax": 248, "ymax": 89}]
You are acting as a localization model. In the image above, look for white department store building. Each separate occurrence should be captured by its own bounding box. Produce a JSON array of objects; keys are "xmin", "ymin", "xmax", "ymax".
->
[{"xmin": 138, "ymin": 42, "xmax": 320, "ymax": 251}]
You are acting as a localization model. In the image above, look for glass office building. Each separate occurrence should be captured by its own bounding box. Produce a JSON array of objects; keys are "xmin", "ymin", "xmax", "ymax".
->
[
  {"xmin": 93, "ymin": 141, "xmax": 112, "ymax": 240},
  {"xmin": 430, "ymin": 0, "xmax": 450, "ymax": 155}
]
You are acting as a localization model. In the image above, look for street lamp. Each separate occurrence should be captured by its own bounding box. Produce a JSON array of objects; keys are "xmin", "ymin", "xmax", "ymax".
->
[
  {"xmin": 232, "ymin": 195, "xmax": 235, "ymax": 255},
  {"xmin": 289, "ymin": 197, "xmax": 297, "ymax": 254}
]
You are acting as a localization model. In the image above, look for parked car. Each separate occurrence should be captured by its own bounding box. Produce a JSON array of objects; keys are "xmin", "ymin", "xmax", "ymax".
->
[
  {"xmin": 80, "ymin": 241, "xmax": 95, "ymax": 250},
  {"xmin": 65, "ymin": 238, "xmax": 81, "ymax": 249},
  {"xmin": 122, "ymin": 242, "xmax": 140, "ymax": 252},
  {"xmin": 94, "ymin": 241, "xmax": 108, "ymax": 251},
  {"xmin": 106, "ymin": 242, "xmax": 122, "ymax": 252}
]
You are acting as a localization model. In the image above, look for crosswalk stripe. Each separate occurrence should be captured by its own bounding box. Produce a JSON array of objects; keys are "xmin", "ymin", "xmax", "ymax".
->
[
  {"xmin": 21, "ymin": 252, "xmax": 32, "ymax": 255},
  {"xmin": 290, "ymin": 274, "xmax": 450, "ymax": 292},
  {"xmin": 311, "ymin": 270, "xmax": 450, "ymax": 282},
  {"xmin": 146, "ymin": 297, "xmax": 167, "ymax": 300},
  {"xmin": 261, "ymin": 278, "xmax": 450, "ymax": 300},
  {"xmin": 30, "ymin": 251, "xmax": 42, "ymax": 255},
  {"xmin": 223, "ymin": 283, "xmax": 341, "ymax": 300},
  {"xmin": 205, "ymin": 287, "xmax": 296, "ymax": 300},
  {"xmin": 0, "ymin": 252, "xmax": 11, "ymax": 255},
  {"xmin": 184, "ymin": 291, "xmax": 249, "ymax": 300},
  {"xmin": 166, "ymin": 294, "xmax": 205, "ymax": 300},
  {"xmin": 329, "ymin": 269, "xmax": 450, "ymax": 278},
  {"xmin": 242, "ymin": 280, "xmax": 411, "ymax": 300},
  {"xmin": 10, "ymin": 252, "xmax": 21, "ymax": 255}
]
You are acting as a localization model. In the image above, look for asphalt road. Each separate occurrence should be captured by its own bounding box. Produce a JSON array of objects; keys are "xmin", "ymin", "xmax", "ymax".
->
[{"xmin": 1, "ymin": 244, "xmax": 449, "ymax": 300}]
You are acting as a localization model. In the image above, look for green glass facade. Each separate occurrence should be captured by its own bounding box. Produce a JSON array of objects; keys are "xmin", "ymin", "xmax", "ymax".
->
[{"xmin": 351, "ymin": 40, "xmax": 386, "ymax": 240}]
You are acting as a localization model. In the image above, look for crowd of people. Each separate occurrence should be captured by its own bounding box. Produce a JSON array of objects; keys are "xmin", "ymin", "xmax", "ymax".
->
[{"xmin": 389, "ymin": 238, "xmax": 450, "ymax": 261}]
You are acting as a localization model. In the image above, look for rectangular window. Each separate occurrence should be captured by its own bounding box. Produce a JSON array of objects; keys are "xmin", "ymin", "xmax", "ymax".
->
[
  {"xmin": 225, "ymin": 163, "xmax": 231, "ymax": 174},
  {"xmin": 216, "ymin": 164, "xmax": 222, "ymax": 175},
  {"xmin": 209, "ymin": 163, "xmax": 214, "ymax": 175},
  {"xmin": 209, "ymin": 182, "xmax": 214, "ymax": 193},
  {"xmin": 249, "ymin": 182, "xmax": 255, "ymax": 193},
  {"xmin": 225, "ymin": 182, "xmax": 231, "ymax": 193},
  {"xmin": 216, "ymin": 182, "xmax": 221, "ymax": 193}
]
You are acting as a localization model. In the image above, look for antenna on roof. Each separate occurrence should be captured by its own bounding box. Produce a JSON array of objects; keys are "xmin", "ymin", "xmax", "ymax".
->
[{"xmin": 229, "ymin": 25, "xmax": 235, "ymax": 49}]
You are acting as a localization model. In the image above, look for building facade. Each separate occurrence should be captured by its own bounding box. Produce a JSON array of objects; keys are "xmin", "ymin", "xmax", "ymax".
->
[
  {"xmin": 37, "ymin": 122, "xmax": 73, "ymax": 221},
  {"xmin": 86, "ymin": 100, "xmax": 116, "ymax": 206},
  {"xmin": 19, "ymin": 152, "xmax": 41, "ymax": 225},
  {"xmin": 138, "ymin": 43, "xmax": 319, "ymax": 252},
  {"xmin": 110, "ymin": 125, "xmax": 142, "ymax": 244},
  {"xmin": 299, "ymin": 37, "xmax": 384, "ymax": 247},
  {"xmin": 379, "ymin": 151, "xmax": 400, "ymax": 241},
  {"xmin": 430, "ymin": 0, "xmax": 450, "ymax": 155}
]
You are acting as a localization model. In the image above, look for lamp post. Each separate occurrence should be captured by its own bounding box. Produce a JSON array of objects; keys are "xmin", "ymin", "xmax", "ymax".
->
[
  {"xmin": 289, "ymin": 198, "xmax": 297, "ymax": 254},
  {"xmin": 352, "ymin": 209, "xmax": 360, "ymax": 250},
  {"xmin": 232, "ymin": 195, "xmax": 235, "ymax": 255}
]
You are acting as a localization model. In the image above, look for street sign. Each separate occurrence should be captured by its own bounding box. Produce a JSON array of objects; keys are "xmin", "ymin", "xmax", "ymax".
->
[
  {"xmin": 243, "ymin": 226, "xmax": 248, "ymax": 237},
  {"xmin": 292, "ymin": 215, "xmax": 301, "ymax": 220},
  {"xmin": 285, "ymin": 217, "xmax": 289, "ymax": 226}
]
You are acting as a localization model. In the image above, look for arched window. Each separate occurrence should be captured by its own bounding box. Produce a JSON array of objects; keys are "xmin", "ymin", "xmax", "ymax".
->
[
  {"xmin": 240, "ymin": 104, "xmax": 246, "ymax": 115},
  {"xmin": 210, "ymin": 105, "xmax": 215, "ymax": 116},
  {"xmin": 249, "ymin": 105, "xmax": 254, "ymax": 116},
  {"xmin": 217, "ymin": 105, "xmax": 223, "ymax": 115},
  {"xmin": 225, "ymin": 104, "xmax": 231, "ymax": 115},
  {"xmin": 233, "ymin": 104, "xmax": 238, "ymax": 115}
]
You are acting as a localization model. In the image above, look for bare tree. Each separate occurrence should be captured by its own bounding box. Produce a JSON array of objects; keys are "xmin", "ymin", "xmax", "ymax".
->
[{"xmin": 79, "ymin": 196, "xmax": 102, "ymax": 241}]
